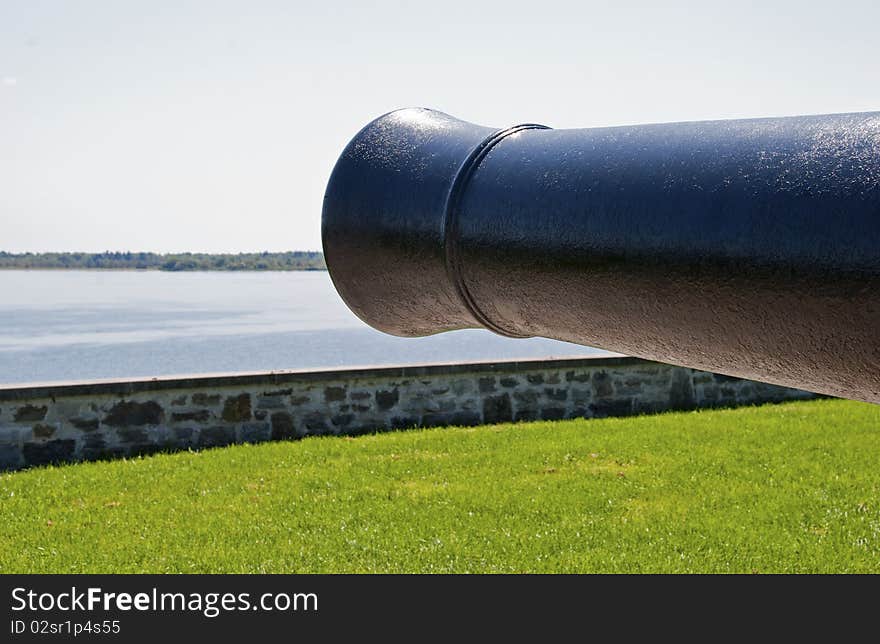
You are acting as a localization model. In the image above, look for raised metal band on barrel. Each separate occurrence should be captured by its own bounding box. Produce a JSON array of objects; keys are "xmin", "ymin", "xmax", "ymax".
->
[{"xmin": 442, "ymin": 123, "xmax": 550, "ymax": 338}]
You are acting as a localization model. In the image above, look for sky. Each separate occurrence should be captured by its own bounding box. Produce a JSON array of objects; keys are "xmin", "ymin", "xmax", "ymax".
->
[{"xmin": 2, "ymin": 0, "xmax": 879, "ymax": 253}]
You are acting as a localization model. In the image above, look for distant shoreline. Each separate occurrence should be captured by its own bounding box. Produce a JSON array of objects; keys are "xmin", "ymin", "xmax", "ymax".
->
[{"xmin": 0, "ymin": 251, "xmax": 326, "ymax": 272}]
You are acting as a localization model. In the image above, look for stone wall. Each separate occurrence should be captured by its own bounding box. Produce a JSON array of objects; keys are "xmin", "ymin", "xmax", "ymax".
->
[{"xmin": 0, "ymin": 356, "xmax": 816, "ymax": 471}]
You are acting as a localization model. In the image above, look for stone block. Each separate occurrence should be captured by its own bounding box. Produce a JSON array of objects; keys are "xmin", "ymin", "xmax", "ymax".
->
[
  {"xmin": 240, "ymin": 422, "xmax": 272, "ymax": 443},
  {"xmin": 375, "ymin": 389, "xmax": 399, "ymax": 411},
  {"xmin": 192, "ymin": 393, "xmax": 221, "ymax": 406},
  {"xmin": 633, "ymin": 400, "xmax": 668, "ymax": 415},
  {"xmin": 53, "ymin": 401, "xmax": 83, "ymax": 418},
  {"xmin": 262, "ymin": 388, "xmax": 292, "ymax": 397},
  {"xmin": 23, "ymin": 439, "xmax": 76, "ymax": 466},
  {"xmin": 104, "ymin": 400, "xmax": 163, "ymax": 427},
  {"xmin": 80, "ymin": 435, "xmax": 107, "ymax": 461},
  {"xmin": 14, "ymin": 404, "xmax": 48, "ymax": 423},
  {"xmin": 590, "ymin": 398, "xmax": 633, "ymax": 418},
  {"xmin": 270, "ymin": 412, "xmax": 296, "ymax": 440},
  {"xmin": 332, "ymin": 413, "xmax": 355, "ymax": 428},
  {"xmin": 514, "ymin": 391, "xmax": 539, "ymax": 405},
  {"xmin": 70, "ymin": 417, "xmax": 99, "ymax": 431},
  {"xmin": 437, "ymin": 399, "xmax": 457, "ymax": 412},
  {"xmin": 221, "ymin": 394, "xmax": 251, "ymax": 422},
  {"xmin": 0, "ymin": 443, "xmax": 22, "ymax": 470},
  {"xmin": 171, "ymin": 410, "xmax": 211, "ymax": 422},
  {"xmin": 420, "ymin": 412, "xmax": 447, "ymax": 426},
  {"xmin": 117, "ymin": 428, "xmax": 149, "ymax": 444},
  {"xmin": 405, "ymin": 395, "xmax": 439, "ymax": 413},
  {"xmin": 483, "ymin": 393, "xmax": 513, "ymax": 424},
  {"xmin": 699, "ymin": 386, "xmax": 719, "ymax": 403},
  {"xmin": 198, "ymin": 426, "xmax": 235, "ymax": 448},
  {"xmin": 592, "ymin": 372, "xmax": 613, "ymax": 398},
  {"xmin": 304, "ymin": 411, "xmax": 330, "ymax": 434},
  {"xmin": 128, "ymin": 444, "xmax": 164, "ymax": 457},
  {"xmin": 256, "ymin": 394, "xmax": 287, "ymax": 410},
  {"xmin": 32, "ymin": 423, "xmax": 56, "ymax": 439},
  {"xmin": 669, "ymin": 369, "xmax": 696, "ymax": 409},
  {"xmin": 541, "ymin": 407, "xmax": 567, "ymax": 421},
  {"xmin": 82, "ymin": 433, "xmax": 106, "ymax": 449},
  {"xmin": 324, "ymin": 386, "xmax": 346, "ymax": 402},
  {"xmin": 449, "ymin": 411, "xmax": 481, "ymax": 426},
  {"xmin": 616, "ymin": 377, "xmax": 644, "ymax": 395},
  {"xmin": 390, "ymin": 416, "xmax": 420, "ymax": 430}
]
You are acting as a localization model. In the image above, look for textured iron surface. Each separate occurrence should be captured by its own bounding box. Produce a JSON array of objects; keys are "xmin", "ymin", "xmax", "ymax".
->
[{"xmin": 322, "ymin": 108, "xmax": 880, "ymax": 403}]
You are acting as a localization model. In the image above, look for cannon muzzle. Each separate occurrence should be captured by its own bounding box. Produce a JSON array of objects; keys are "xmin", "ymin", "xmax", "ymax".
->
[{"xmin": 322, "ymin": 108, "xmax": 880, "ymax": 403}]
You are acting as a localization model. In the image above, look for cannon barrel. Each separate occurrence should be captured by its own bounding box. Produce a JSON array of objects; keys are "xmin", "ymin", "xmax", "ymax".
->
[{"xmin": 322, "ymin": 108, "xmax": 880, "ymax": 403}]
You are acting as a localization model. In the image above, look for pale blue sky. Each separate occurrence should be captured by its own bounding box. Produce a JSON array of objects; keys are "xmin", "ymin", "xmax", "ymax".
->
[{"xmin": 2, "ymin": 0, "xmax": 878, "ymax": 252}]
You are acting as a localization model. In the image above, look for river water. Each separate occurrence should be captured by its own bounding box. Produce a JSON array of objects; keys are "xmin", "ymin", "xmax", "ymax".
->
[{"xmin": 0, "ymin": 270, "xmax": 606, "ymax": 385}]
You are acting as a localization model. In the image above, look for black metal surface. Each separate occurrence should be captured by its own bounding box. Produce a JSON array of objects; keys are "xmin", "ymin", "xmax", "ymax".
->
[{"xmin": 322, "ymin": 108, "xmax": 880, "ymax": 403}]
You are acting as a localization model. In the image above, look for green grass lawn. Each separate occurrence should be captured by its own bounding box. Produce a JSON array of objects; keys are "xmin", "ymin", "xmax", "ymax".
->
[{"xmin": 1, "ymin": 398, "xmax": 878, "ymax": 573}]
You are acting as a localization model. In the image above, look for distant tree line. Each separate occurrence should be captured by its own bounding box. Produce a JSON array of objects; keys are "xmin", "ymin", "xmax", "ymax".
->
[{"xmin": 0, "ymin": 251, "xmax": 326, "ymax": 271}]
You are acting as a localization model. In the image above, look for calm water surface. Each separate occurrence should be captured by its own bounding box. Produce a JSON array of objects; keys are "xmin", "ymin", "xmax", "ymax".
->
[{"xmin": 0, "ymin": 271, "xmax": 606, "ymax": 385}]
